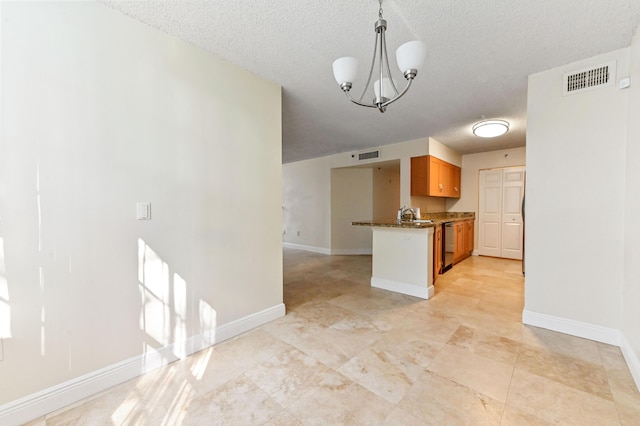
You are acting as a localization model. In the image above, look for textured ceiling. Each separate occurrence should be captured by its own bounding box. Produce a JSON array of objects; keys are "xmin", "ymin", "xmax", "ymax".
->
[{"xmin": 102, "ymin": 0, "xmax": 640, "ymax": 163}]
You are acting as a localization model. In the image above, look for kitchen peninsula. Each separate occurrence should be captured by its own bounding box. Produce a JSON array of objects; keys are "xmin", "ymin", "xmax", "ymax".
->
[{"xmin": 352, "ymin": 213, "xmax": 475, "ymax": 300}]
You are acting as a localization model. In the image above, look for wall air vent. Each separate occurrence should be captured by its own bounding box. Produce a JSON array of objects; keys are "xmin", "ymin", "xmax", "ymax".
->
[
  {"xmin": 563, "ymin": 61, "xmax": 615, "ymax": 96},
  {"xmin": 358, "ymin": 150, "xmax": 380, "ymax": 161}
]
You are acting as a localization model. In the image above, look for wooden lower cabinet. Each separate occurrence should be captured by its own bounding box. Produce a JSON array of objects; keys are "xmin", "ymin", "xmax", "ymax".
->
[
  {"xmin": 433, "ymin": 225, "xmax": 442, "ymax": 283},
  {"xmin": 465, "ymin": 220, "xmax": 474, "ymax": 255},
  {"xmin": 454, "ymin": 219, "xmax": 474, "ymax": 264}
]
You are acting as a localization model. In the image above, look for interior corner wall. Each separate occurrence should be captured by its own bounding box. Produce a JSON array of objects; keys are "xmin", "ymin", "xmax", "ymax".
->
[
  {"xmin": 427, "ymin": 137, "xmax": 462, "ymax": 167},
  {"xmin": 282, "ymin": 157, "xmax": 332, "ymax": 253},
  {"xmin": 525, "ymin": 48, "xmax": 629, "ymax": 331},
  {"xmin": 623, "ymin": 26, "xmax": 640, "ymax": 385},
  {"xmin": 446, "ymin": 147, "xmax": 526, "ymax": 250},
  {"xmin": 0, "ymin": 1, "xmax": 282, "ymax": 408},
  {"xmin": 331, "ymin": 168, "xmax": 373, "ymax": 254}
]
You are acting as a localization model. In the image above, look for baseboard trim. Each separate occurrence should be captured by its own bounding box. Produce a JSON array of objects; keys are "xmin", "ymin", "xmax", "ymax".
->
[
  {"xmin": 0, "ymin": 303, "xmax": 285, "ymax": 426},
  {"xmin": 522, "ymin": 309, "xmax": 621, "ymax": 345},
  {"xmin": 283, "ymin": 242, "xmax": 331, "ymax": 255},
  {"xmin": 619, "ymin": 333, "xmax": 640, "ymax": 392},
  {"xmin": 371, "ymin": 277, "xmax": 433, "ymax": 300},
  {"xmin": 330, "ymin": 248, "xmax": 373, "ymax": 255}
]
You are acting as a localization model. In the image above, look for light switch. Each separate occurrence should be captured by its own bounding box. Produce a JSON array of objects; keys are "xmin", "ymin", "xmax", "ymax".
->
[{"xmin": 137, "ymin": 202, "xmax": 151, "ymax": 220}]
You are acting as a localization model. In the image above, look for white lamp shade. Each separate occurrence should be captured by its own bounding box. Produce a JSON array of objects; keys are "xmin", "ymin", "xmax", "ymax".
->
[
  {"xmin": 373, "ymin": 78, "xmax": 397, "ymax": 99},
  {"xmin": 333, "ymin": 57, "xmax": 359, "ymax": 85},
  {"xmin": 396, "ymin": 40, "xmax": 427, "ymax": 73},
  {"xmin": 472, "ymin": 120, "xmax": 510, "ymax": 138}
]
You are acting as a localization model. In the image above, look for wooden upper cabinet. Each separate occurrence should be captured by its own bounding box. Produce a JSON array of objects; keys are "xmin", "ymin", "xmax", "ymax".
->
[
  {"xmin": 410, "ymin": 155, "xmax": 430, "ymax": 196},
  {"xmin": 411, "ymin": 155, "xmax": 461, "ymax": 198},
  {"xmin": 451, "ymin": 165, "xmax": 461, "ymax": 198}
]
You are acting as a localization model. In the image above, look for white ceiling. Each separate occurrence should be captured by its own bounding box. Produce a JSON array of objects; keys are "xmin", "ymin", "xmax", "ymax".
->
[{"xmin": 103, "ymin": 0, "xmax": 640, "ymax": 163}]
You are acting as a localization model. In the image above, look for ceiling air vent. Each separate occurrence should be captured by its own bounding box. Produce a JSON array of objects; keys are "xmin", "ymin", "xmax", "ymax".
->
[
  {"xmin": 563, "ymin": 61, "xmax": 615, "ymax": 96},
  {"xmin": 358, "ymin": 150, "xmax": 380, "ymax": 161}
]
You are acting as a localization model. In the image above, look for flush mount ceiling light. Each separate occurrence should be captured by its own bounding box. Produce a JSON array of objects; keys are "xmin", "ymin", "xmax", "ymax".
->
[
  {"xmin": 332, "ymin": 0, "xmax": 427, "ymax": 113},
  {"xmin": 472, "ymin": 119, "xmax": 510, "ymax": 138}
]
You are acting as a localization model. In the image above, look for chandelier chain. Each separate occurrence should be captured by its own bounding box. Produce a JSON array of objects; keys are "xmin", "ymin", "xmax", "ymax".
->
[{"xmin": 379, "ymin": 0, "xmax": 383, "ymax": 18}]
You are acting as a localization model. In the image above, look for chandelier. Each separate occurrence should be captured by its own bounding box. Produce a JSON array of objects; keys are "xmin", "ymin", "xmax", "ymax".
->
[{"xmin": 332, "ymin": 0, "xmax": 427, "ymax": 113}]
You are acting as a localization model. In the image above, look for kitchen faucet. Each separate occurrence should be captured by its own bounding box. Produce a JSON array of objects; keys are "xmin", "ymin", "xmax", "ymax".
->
[{"xmin": 397, "ymin": 205, "xmax": 416, "ymax": 222}]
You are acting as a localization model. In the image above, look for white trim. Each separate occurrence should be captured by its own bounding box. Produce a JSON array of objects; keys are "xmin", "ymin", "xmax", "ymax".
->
[
  {"xmin": 0, "ymin": 304, "xmax": 285, "ymax": 426},
  {"xmin": 371, "ymin": 277, "xmax": 434, "ymax": 300},
  {"xmin": 330, "ymin": 248, "xmax": 372, "ymax": 255},
  {"xmin": 620, "ymin": 333, "xmax": 640, "ymax": 392},
  {"xmin": 521, "ymin": 310, "xmax": 640, "ymax": 393},
  {"xmin": 522, "ymin": 309, "xmax": 621, "ymax": 345},
  {"xmin": 283, "ymin": 242, "xmax": 331, "ymax": 255}
]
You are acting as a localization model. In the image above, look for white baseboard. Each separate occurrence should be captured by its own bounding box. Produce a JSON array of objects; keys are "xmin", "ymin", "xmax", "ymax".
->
[
  {"xmin": 371, "ymin": 277, "xmax": 433, "ymax": 300},
  {"xmin": 522, "ymin": 309, "xmax": 640, "ymax": 392},
  {"xmin": 0, "ymin": 303, "xmax": 285, "ymax": 426},
  {"xmin": 522, "ymin": 309, "xmax": 621, "ymax": 345},
  {"xmin": 331, "ymin": 248, "xmax": 372, "ymax": 255},
  {"xmin": 283, "ymin": 242, "xmax": 331, "ymax": 255},
  {"xmin": 619, "ymin": 333, "xmax": 640, "ymax": 392}
]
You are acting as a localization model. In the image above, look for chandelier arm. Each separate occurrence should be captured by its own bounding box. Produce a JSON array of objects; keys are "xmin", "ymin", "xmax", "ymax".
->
[
  {"xmin": 378, "ymin": 26, "xmax": 384, "ymax": 102},
  {"xmin": 344, "ymin": 90, "xmax": 378, "ymax": 108},
  {"xmin": 358, "ymin": 32, "xmax": 380, "ymax": 103},
  {"xmin": 380, "ymin": 78, "xmax": 413, "ymax": 107},
  {"xmin": 381, "ymin": 31, "xmax": 400, "ymax": 96}
]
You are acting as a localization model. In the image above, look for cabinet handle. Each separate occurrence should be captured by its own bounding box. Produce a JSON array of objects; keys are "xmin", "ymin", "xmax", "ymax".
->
[
  {"xmin": 439, "ymin": 183, "xmax": 443, "ymax": 190},
  {"xmin": 455, "ymin": 187, "xmax": 459, "ymax": 192}
]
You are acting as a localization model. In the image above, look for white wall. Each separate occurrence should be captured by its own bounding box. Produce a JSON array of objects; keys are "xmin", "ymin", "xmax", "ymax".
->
[
  {"xmin": 0, "ymin": 1, "xmax": 282, "ymax": 408},
  {"xmin": 282, "ymin": 156, "xmax": 332, "ymax": 252},
  {"xmin": 373, "ymin": 167, "xmax": 400, "ymax": 220},
  {"xmin": 525, "ymin": 48, "xmax": 629, "ymax": 330},
  {"xmin": 623, "ymin": 27, "xmax": 640, "ymax": 384},
  {"xmin": 283, "ymin": 138, "xmax": 428, "ymax": 253},
  {"xmin": 446, "ymin": 147, "xmax": 527, "ymax": 250},
  {"xmin": 331, "ymin": 168, "xmax": 373, "ymax": 254}
]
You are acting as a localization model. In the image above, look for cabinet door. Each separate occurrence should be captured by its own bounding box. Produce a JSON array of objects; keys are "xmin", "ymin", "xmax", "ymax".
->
[
  {"xmin": 466, "ymin": 220, "xmax": 474, "ymax": 255},
  {"xmin": 440, "ymin": 161, "xmax": 452, "ymax": 197},
  {"xmin": 429, "ymin": 156, "xmax": 443, "ymax": 196},
  {"xmin": 454, "ymin": 222, "xmax": 465, "ymax": 262},
  {"xmin": 434, "ymin": 225, "xmax": 442, "ymax": 282},
  {"xmin": 451, "ymin": 166, "xmax": 461, "ymax": 198},
  {"xmin": 410, "ymin": 156, "xmax": 429, "ymax": 196}
]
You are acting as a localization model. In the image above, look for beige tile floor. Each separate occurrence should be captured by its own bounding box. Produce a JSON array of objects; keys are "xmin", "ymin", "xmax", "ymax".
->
[{"xmin": 27, "ymin": 249, "xmax": 640, "ymax": 425}]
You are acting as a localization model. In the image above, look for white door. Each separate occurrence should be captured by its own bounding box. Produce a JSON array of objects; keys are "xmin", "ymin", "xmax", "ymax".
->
[
  {"xmin": 501, "ymin": 168, "xmax": 525, "ymax": 259},
  {"xmin": 478, "ymin": 169, "xmax": 503, "ymax": 257},
  {"xmin": 478, "ymin": 167, "xmax": 525, "ymax": 259}
]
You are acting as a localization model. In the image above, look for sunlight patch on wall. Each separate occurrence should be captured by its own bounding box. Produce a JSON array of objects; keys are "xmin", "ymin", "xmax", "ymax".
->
[
  {"xmin": 138, "ymin": 239, "xmax": 170, "ymax": 346},
  {"xmin": 199, "ymin": 300, "xmax": 216, "ymax": 333},
  {"xmin": 173, "ymin": 273, "xmax": 187, "ymax": 359}
]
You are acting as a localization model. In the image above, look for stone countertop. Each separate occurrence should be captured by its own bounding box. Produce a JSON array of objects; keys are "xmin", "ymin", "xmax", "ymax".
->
[{"xmin": 352, "ymin": 212, "xmax": 475, "ymax": 229}]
